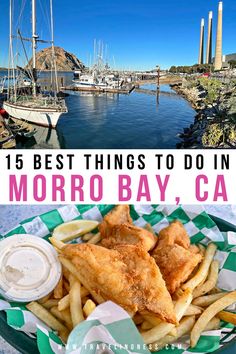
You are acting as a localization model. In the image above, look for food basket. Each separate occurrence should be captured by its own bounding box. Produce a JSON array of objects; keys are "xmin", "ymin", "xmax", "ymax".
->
[{"xmin": 0, "ymin": 205, "xmax": 235, "ymax": 354}]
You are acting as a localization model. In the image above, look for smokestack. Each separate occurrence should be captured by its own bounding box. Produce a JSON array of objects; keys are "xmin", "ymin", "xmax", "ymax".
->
[
  {"xmin": 198, "ymin": 18, "xmax": 205, "ymax": 65},
  {"xmin": 206, "ymin": 11, "xmax": 213, "ymax": 64},
  {"xmin": 215, "ymin": 1, "xmax": 223, "ymax": 70}
]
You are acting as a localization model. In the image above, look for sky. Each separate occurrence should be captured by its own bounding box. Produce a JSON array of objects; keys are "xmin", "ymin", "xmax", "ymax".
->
[{"xmin": 0, "ymin": 0, "xmax": 236, "ymax": 70}]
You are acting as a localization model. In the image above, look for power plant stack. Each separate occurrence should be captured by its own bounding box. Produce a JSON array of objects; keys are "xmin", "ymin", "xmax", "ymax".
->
[
  {"xmin": 214, "ymin": 1, "xmax": 223, "ymax": 70},
  {"xmin": 206, "ymin": 11, "xmax": 213, "ymax": 64},
  {"xmin": 198, "ymin": 18, "xmax": 205, "ymax": 65}
]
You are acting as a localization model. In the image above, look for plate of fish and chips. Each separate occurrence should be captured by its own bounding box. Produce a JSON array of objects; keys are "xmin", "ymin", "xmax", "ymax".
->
[{"xmin": 0, "ymin": 205, "xmax": 236, "ymax": 354}]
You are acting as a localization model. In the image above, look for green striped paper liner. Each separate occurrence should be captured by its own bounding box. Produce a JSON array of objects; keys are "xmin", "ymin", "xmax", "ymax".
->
[{"xmin": 0, "ymin": 205, "xmax": 235, "ymax": 354}]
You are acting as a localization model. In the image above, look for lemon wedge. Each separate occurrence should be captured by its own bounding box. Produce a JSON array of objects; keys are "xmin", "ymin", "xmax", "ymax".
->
[{"xmin": 52, "ymin": 220, "xmax": 99, "ymax": 242}]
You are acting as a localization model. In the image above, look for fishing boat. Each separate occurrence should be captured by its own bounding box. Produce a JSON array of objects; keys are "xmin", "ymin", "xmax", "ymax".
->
[
  {"xmin": 3, "ymin": 0, "xmax": 68, "ymax": 128},
  {"xmin": 73, "ymin": 72, "xmax": 124, "ymax": 91},
  {"xmin": 0, "ymin": 115, "xmax": 16, "ymax": 149},
  {"xmin": 73, "ymin": 73, "xmax": 108, "ymax": 89},
  {"xmin": 73, "ymin": 39, "xmax": 124, "ymax": 91}
]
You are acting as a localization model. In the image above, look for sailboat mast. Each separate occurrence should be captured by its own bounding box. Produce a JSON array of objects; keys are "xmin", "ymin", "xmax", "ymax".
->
[
  {"xmin": 50, "ymin": 0, "xmax": 59, "ymax": 93},
  {"xmin": 32, "ymin": 0, "xmax": 37, "ymax": 96}
]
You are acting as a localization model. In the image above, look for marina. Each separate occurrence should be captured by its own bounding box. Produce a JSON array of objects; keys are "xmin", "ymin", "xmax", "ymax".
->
[
  {"xmin": 0, "ymin": 0, "xmax": 234, "ymax": 150},
  {"xmin": 0, "ymin": 69, "xmax": 196, "ymax": 149}
]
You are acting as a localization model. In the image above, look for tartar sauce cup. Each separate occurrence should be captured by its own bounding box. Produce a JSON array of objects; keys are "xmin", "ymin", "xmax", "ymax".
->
[{"xmin": 0, "ymin": 234, "xmax": 62, "ymax": 302}]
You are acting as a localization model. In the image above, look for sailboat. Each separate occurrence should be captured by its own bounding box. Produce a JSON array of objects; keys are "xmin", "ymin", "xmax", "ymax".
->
[{"xmin": 3, "ymin": 0, "xmax": 68, "ymax": 128}]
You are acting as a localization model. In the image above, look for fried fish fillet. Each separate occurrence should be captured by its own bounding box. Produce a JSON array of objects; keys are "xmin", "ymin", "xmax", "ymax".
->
[
  {"xmin": 99, "ymin": 205, "xmax": 156, "ymax": 251},
  {"xmin": 62, "ymin": 243, "xmax": 177, "ymax": 324},
  {"xmin": 152, "ymin": 244, "xmax": 202, "ymax": 294},
  {"xmin": 99, "ymin": 205, "xmax": 132, "ymax": 238},
  {"xmin": 101, "ymin": 223, "xmax": 157, "ymax": 251},
  {"xmin": 152, "ymin": 221, "xmax": 202, "ymax": 294},
  {"xmin": 157, "ymin": 220, "xmax": 190, "ymax": 250}
]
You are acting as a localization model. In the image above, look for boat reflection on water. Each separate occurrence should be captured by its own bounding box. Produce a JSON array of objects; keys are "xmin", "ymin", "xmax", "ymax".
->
[
  {"xmin": 16, "ymin": 125, "xmax": 60, "ymax": 149},
  {"xmin": 57, "ymin": 90, "xmax": 120, "ymax": 148},
  {"xmin": 12, "ymin": 89, "xmax": 122, "ymax": 149}
]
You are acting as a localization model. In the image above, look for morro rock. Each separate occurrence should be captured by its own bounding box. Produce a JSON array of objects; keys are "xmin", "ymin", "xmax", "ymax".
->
[{"xmin": 28, "ymin": 46, "xmax": 85, "ymax": 71}]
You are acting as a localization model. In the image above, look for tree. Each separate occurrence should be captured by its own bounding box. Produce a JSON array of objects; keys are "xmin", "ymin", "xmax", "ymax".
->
[
  {"xmin": 169, "ymin": 66, "xmax": 177, "ymax": 73},
  {"xmin": 228, "ymin": 60, "xmax": 236, "ymax": 69}
]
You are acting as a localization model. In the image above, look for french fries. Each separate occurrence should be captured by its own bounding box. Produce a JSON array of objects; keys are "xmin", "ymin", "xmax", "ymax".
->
[
  {"xmin": 182, "ymin": 243, "xmax": 217, "ymax": 291},
  {"xmin": 142, "ymin": 289, "xmax": 192, "ymax": 344},
  {"xmin": 54, "ymin": 275, "xmax": 64, "ymax": 299},
  {"xmin": 83, "ymin": 299, "xmax": 96, "ymax": 317},
  {"xmin": 217, "ymin": 311, "xmax": 236, "ymax": 325},
  {"xmin": 38, "ymin": 293, "xmax": 52, "ymax": 304},
  {"xmin": 192, "ymin": 292, "xmax": 226, "ymax": 307},
  {"xmin": 59, "ymin": 308, "xmax": 73, "ymax": 331},
  {"xmin": 204, "ymin": 317, "xmax": 221, "ymax": 331},
  {"xmin": 87, "ymin": 232, "xmax": 101, "ymax": 244},
  {"xmin": 62, "ymin": 265, "xmax": 71, "ymax": 281},
  {"xmin": 59, "ymin": 256, "xmax": 81, "ymax": 281},
  {"xmin": 42, "ymin": 299, "xmax": 59, "ymax": 309},
  {"xmin": 49, "ymin": 237, "xmax": 65, "ymax": 251},
  {"xmin": 141, "ymin": 321, "xmax": 154, "ymax": 331},
  {"xmin": 198, "ymin": 244, "xmax": 206, "ymax": 256},
  {"xmin": 190, "ymin": 291, "xmax": 236, "ymax": 347},
  {"xmin": 58, "ymin": 294, "xmax": 70, "ymax": 311},
  {"xmin": 149, "ymin": 316, "xmax": 196, "ymax": 352},
  {"xmin": 63, "ymin": 280, "xmax": 70, "ymax": 293},
  {"xmin": 193, "ymin": 260, "xmax": 219, "ymax": 298},
  {"xmin": 142, "ymin": 314, "xmax": 162, "ymax": 327},
  {"xmin": 208, "ymin": 286, "xmax": 222, "ymax": 295},
  {"xmin": 69, "ymin": 280, "xmax": 84, "ymax": 327},
  {"xmin": 82, "ymin": 233, "xmax": 94, "ymax": 241},
  {"xmin": 184, "ymin": 304, "xmax": 203, "ymax": 316},
  {"xmin": 26, "ymin": 302, "xmax": 69, "ymax": 342},
  {"xmin": 50, "ymin": 306, "xmax": 64, "ymax": 322}
]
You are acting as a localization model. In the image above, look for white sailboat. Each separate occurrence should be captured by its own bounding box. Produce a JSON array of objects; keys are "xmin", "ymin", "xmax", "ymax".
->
[{"xmin": 3, "ymin": 0, "xmax": 68, "ymax": 128}]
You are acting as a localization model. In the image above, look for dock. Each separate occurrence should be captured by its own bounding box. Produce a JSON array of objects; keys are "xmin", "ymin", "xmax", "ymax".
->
[
  {"xmin": 135, "ymin": 88, "xmax": 178, "ymax": 96},
  {"xmin": 60, "ymin": 85, "xmax": 135, "ymax": 94}
]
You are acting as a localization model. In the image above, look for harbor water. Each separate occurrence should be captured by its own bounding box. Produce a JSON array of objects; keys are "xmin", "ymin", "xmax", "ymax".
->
[{"xmin": 0, "ymin": 71, "xmax": 195, "ymax": 149}]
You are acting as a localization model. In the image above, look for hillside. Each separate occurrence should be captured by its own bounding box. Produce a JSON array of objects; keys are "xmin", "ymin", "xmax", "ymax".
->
[{"xmin": 28, "ymin": 46, "xmax": 85, "ymax": 71}]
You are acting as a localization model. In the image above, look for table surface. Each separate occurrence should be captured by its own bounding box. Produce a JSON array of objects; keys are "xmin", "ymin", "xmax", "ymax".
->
[{"xmin": 0, "ymin": 204, "xmax": 236, "ymax": 353}]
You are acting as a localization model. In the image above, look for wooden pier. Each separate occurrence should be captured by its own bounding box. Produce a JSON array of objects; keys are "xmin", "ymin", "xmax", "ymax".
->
[
  {"xmin": 60, "ymin": 85, "xmax": 135, "ymax": 94},
  {"xmin": 134, "ymin": 88, "xmax": 178, "ymax": 96}
]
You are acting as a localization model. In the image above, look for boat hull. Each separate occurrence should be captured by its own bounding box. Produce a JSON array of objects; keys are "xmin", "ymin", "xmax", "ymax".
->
[
  {"xmin": 3, "ymin": 101, "xmax": 65, "ymax": 128},
  {"xmin": 73, "ymin": 84, "xmax": 107, "ymax": 89}
]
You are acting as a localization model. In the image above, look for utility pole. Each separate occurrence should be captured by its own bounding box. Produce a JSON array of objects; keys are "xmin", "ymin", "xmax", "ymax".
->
[
  {"xmin": 156, "ymin": 65, "xmax": 160, "ymax": 105},
  {"xmin": 156, "ymin": 65, "xmax": 160, "ymax": 88}
]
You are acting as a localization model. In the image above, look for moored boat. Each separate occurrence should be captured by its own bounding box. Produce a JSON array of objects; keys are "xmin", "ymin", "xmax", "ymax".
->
[
  {"xmin": 73, "ymin": 72, "xmax": 124, "ymax": 91},
  {"xmin": 73, "ymin": 73, "xmax": 108, "ymax": 90},
  {"xmin": 4, "ymin": 97, "xmax": 67, "ymax": 128},
  {"xmin": 3, "ymin": 0, "xmax": 68, "ymax": 128}
]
